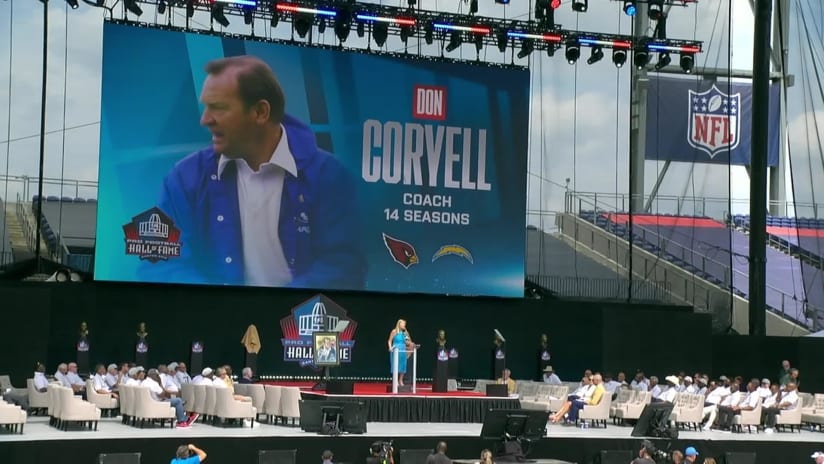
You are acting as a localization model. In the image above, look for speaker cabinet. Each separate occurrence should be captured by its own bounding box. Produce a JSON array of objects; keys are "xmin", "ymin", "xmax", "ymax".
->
[
  {"xmin": 98, "ymin": 453, "xmax": 141, "ymax": 464},
  {"xmin": 326, "ymin": 380, "xmax": 354, "ymax": 395},
  {"xmin": 725, "ymin": 452, "xmax": 757, "ymax": 464},
  {"xmin": 400, "ymin": 448, "xmax": 432, "ymax": 464},
  {"xmin": 258, "ymin": 449, "xmax": 297, "ymax": 464}
]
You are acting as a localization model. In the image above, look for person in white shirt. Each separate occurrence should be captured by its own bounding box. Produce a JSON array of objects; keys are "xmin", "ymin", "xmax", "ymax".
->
[
  {"xmin": 702, "ymin": 381, "xmax": 730, "ymax": 431},
  {"xmin": 709, "ymin": 383, "xmax": 742, "ymax": 430},
  {"xmin": 694, "ymin": 377, "xmax": 708, "ymax": 396},
  {"xmin": 716, "ymin": 379, "xmax": 759, "ymax": 431},
  {"xmin": 631, "ymin": 372, "xmax": 649, "ymax": 392},
  {"xmin": 163, "ymin": 363, "xmax": 181, "ymax": 392},
  {"xmin": 763, "ymin": 382, "xmax": 798, "ymax": 433},
  {"xmin": 92, "ymin": 364, "xmax": 118, "ymax": 398},
  {"xmin": 542, "ymin": 366, "xmax": 561, "ymax": 385},
  {"xmin": 54, "ymin": 363, "xmax": 70, "ymax": 387},
  {"xmin": 658, "ymin": 376, "xmax": 680, "ymax": 403},
  {"xmin": 142, "ymin": 369, "xmax": 194, "ymax": 427},
  {"xmin": 757, "ymin": 378, "xmax": 772, "ymax": 399},
  {"xmin": 682, "ymin": 376, "xmax": 697, "ymax": 394},
  {"xmin": 104, "ymin": 364, "xmax": 120, "ymax": 390},
  {"xmin": 33, "ymin": 363, "xmax": 50, "ymax": 393},
  {"xmin": 65, "ymin": 362, "xmax": 87, "ymax": 394},
  {"xmin": 175, "ymin": 362, "xmax": 192, "ymax": 386},
  {"xmin": 649, "ymin": 376, "xmax": 663, "ymax": 400},
  {"xmin": 193, "ymin": 368, "xmax": 214, "ymax": 386}
]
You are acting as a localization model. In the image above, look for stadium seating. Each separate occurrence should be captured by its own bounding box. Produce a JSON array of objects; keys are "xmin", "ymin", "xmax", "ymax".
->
[
  {"xmin": 580, "ymin": 211, "xmax": 821, "ymax": 328},
  {"xmin": 30, "ymin": 196, "xmax": 97, "ymax": 271}
]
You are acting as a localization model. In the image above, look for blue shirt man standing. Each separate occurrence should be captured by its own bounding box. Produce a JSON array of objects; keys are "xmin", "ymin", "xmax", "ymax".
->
[{"xmin": 145, "ymin": 55, "xmax": 366, "ymax": 290}]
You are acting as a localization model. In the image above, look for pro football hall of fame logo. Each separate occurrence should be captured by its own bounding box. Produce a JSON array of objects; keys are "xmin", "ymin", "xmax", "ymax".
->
[
  {"xmin": 280, "ymin": 294, "xmax": 358, "ymax": 368},
  {"xmin": 122, "ymin": 207, "xmax": 182, "ymax": 263},
  {"xmin": 688, "ymin": 85, "xmax": 741, "ymax": 159}
]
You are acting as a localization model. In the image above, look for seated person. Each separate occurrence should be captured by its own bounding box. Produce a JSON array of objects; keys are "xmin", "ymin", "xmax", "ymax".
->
[
  {"xmin": 762, "ymin": 381, "xmax": 798, "ymax": 433},
  {"xmin": 33, "ymin": 362, "xmax": 49, "ymax": 393},
  {"xmin": 92, "ymin": 364, "xmax": 118, "ymax": 399},
  {"xmin": 212, "ymin": 367, "xmax": 251, "ymax": 402},
  {"xmin": 716, "ymin": 379, "xmax": 760, "ymax": 431},
  {"xmin": 542, "ymin": 366, "xmax": 561, "ymax": 385},
  {"xmin": 551, "ymin": 374, "xmax": 605, "ymax": 424},
  {"xmin": 142, "ymin": 368, "xmax": 197, "ymax": 428},
  {"xmin": 706, "ymin": 382, "xmax": 741, "ymax": 430},
  {"xmin": 496, "ymin": 369, "xmax": 516, "ymax": 395},
  {"xmin": 657, "ymin": 376, "xmax": 680, "ymax": 403},
  {"xmin": 239, "ymin": 367, "xmax": 255, "ymax": 384}
]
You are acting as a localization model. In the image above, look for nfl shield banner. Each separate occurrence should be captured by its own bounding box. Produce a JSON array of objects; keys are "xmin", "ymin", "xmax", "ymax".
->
[{"xmin": 645, "ymin": 76, "xmax": 780, "ymax": 167}]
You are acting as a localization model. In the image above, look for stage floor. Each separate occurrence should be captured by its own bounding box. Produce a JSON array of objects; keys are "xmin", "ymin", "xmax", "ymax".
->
[
  {"xmin": 266, "ymin": 381, "xmax": 489, "ymax": 398},
  {"xmin": 1, "ymin": 415, "xmax": 822, "ymax": 443}
]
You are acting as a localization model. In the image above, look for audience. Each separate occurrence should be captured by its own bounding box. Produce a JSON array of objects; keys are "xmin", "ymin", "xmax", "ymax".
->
[{"xmin": 684, "ymin": 446, "xmax": 699, "ymax": 463}]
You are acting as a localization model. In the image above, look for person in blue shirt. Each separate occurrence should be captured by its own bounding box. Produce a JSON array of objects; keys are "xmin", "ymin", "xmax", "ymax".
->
[
  {"xmin": 171, "ymin": 444, "xmax": 206, "ymax": 464},
  {"xmin": 144, "ymin": 55, "xmax": 366, "ymax": 290}
]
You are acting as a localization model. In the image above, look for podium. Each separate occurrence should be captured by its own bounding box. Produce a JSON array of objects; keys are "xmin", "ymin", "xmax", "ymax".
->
[
  {"xmin": 76, "ymin": 337, "xmax": 90, "ymax": 375},
  {"xmin": 432, "ymin": 348, "xmax": 449, "ymax": 393},
  {"xmin": 312, "ymin": 320, "xmax": 350, "ymax": 391},
  {"xmin": 448, "ymin": 348, "xmax": 460, "ymax": 379},
  {"xmin": 391, "ymin": 345, "xmax": 418, "ymax": 394},
  {"xmin": 135, "ymin": 338, "xmax": 148, "ymax": 367},
  {"xmin": 537, "ymin": 347, "xmax": 551, "ymax": 380},
  {"xmin": 190, "ymin": 341, "xmax": 204, "ymax": 375}
]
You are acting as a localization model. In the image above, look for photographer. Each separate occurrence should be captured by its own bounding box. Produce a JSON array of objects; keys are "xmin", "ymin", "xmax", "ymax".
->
[
  {"xmin": 366, "ymin": 441, "xmax": 395, "ymax": 464},
  {"xmin": 171, "ymin": 444, "xmax": 207, "ymax": 464},
  {"xmin": 630, "ymin": 440, "xmax": 657, "ymax": 464}
]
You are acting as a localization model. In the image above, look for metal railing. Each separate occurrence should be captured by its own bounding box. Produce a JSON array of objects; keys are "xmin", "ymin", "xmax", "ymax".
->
[
  {"xmin": 528, "ymin": 274, "xmax": 673, "ymax": 303},
  {"xmin": 565, "ymin": 191, "xmax": 816, "ymax": 325},
  {"xmin": 1, "ymin": 174, "xmax": 98, "ymax": 203}
]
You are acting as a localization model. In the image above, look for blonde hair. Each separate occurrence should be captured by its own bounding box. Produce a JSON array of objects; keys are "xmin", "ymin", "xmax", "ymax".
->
[
  {"xmin": 395, "ymin": 319, "xmax": 406, "ymax": 331},
  {"xmin": 703, "ymin": 459, "xmax": 717, "ymax": 464}
]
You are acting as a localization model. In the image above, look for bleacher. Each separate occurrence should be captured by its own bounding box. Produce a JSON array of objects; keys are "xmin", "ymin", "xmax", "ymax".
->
[
  {"xmin": 731, "ymin": 214, "xmax": 824, "ymax": 265},
  {"xmin": 526, "ymin": 228, "xmax": 671, "ymax": 302},
  {"xmin": 579, "ymin": 211, "xmax": 822, "ymax": 329},
  {"xmin": 32, "ymin": 196, "xmax": 96, "ymax": 272},
  {"xmin": 0, "ymin": 198, "xmax": 12, "ymax": 266}
]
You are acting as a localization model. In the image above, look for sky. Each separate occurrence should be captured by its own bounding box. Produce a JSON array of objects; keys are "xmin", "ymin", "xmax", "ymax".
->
[{"xmin": 0, "ymin": 0, "xmax": 818, "ymax": 225}]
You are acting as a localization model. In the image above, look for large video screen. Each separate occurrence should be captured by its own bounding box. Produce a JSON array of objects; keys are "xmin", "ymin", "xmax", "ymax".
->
[{"xmin": 94, "ymin": 22, "xmax": 528, "ymax": 297}]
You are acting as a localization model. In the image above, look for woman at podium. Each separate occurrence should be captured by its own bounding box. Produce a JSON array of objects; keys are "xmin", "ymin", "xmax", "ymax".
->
[{"xmin": 388, "ymin": 319, "xmax": 411, "ymax": 386}]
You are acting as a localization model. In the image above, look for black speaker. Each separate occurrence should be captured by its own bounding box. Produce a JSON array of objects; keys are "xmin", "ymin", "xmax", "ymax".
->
[
  {"xmin": 258, "ymin": 449, "xmax": 297, "ymax": 464},
  {"xmin": 724, "ymin": 452, "xmax": 757, "ymax": 464},
  {"xmin": 98, "ymin": 453, "xmax": 141, "ymax": 464},
  {"xmin": 400, "ymin": 449, "xmax": 432, "ymax": 464},
  {"xmin": 599, "ymin": 450, "xmax": 632, "ymax": 464},
  {"xmin": 327, "ymin": 380, "xmax": 354, "ymax": 395}
]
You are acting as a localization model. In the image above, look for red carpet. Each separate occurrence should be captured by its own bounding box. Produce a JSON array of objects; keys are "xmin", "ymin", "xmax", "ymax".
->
[{"xmin": 261, "ymin": 381, "xmax": 486, "ymax": 397}]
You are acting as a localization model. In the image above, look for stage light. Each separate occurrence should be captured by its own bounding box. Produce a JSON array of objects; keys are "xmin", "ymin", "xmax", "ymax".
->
[
  {"xmin": 157, "ymin": 0, "xmax": 166, "ymax": 14},
  {"xmin": 244, "ymin": 8, "xmax": 254, "ymax": 25},
  {"xmin": 623, "ymin": 0, "xmax": 636, "ymax": 16},
  {"xmin": 212, "ymin": 4, "xmax": 230, "ymax": 27},
  {"xmin": 469, "ymin": 0, "xmax": 478, "ymax": 14},
  {"xmin": 276, "ymin": 4, "xmax": 336, "ymax": 17},
  {"xmin": 587, "ymin": 46, "xmax": 603, "ymax": 65},
  {"xmin": 551, "ymin": 0, "xmax": 561, "ymax": 7},
  {"xmin": 124, "ymin": 0, "xmax": 143, "ymax": 16},
  {"xmin": 680, "ymin": 53, "xmax": 695, "ymax": 73},
  {"xmin": 473, "ymin": 32, "xmax": 484, "ymax": 52},
  {"xmin": 408, "ymin": 0, "xmax": 416, "ymax": 6},
  {"xmin": 424, "ymin": 21, "xmax": 434, "ymax": 44},
  {"xmin": 445, "ymin": 30, "xmax": 462, "ymax": 52},
  {"xmin": 634, "ymin": 48, "xmax": 650, "ymax": 69},
  {"xmin": 318, "ymin": 18, "xmax": 326, "ymax": 33},
  {"xmin": 612, "ymin": 48, "xmax": 627, "ymax": 67},
  {"xmin": 187, "ymin": 0, "xmax": 195, "ymax": 18},
  {"xmin": 655, "ymin": 52, "xmax": 671, "ymax": 70},
  {"xmin": 357, "ymin": 21, "xmax": 365, "ymax": 38},
  {"xmin": 294, "ymin": 13, "xmax": 312, "ymax": 38},
  {"xmin": 494, "ymin": 0, "xmax": 510, "ymax": 4},
  {"xmin": 214, "ymin": 0, "xmax": 257, "ymax": 6},
  {"xmin": 507, "ymin": 31, "xmax": 563, "ymax": 43},
  {"xmin": 572, "ymin": 0, "xmax": 588, "ymax": 12},
  {"xmin": 565, "ymin": 40, "xmax": 580, "ymax": 65},
  {"xmin": 496, "ymin": 29, "xmax": 507, "ymax": 52},
  {"xmin": 648, "ymin": 0, "xmax": 663, "ymax": 20},
  {"xmin": 66, "ymin": 0, "xmax": 79, "ymax": 9},
  {"xmin": 373, "ymin": 21, "xmax": 389, "ymax": 47},
  {"xmin": 355, "ymin": 15, "xmax": 416, "ymax": 27},
  {"xmin": 535, "ymin": 0, "xmax": 558, "ymax": 26},
  {"xmin": 334, "ymin": 12, "xmax": 351, "ymax": 42},
  {"xmin": 433, "ymin": 24, "xmax": 491, "ymax": 34},
  {"xmin": 517, "ymin": 39, "xmax": 534, "ymax": 59}
]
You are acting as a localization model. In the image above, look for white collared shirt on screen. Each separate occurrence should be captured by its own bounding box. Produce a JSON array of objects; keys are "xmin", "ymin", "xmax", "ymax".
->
[{"xmin": 217, "ymin": 125, "xmax": 296, "ymax": 288}]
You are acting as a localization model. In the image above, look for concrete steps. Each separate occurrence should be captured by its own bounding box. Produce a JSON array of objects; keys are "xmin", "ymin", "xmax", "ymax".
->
[{"xmin": 3, "ymin": 202, "xmax": 45, "ymax": 261}]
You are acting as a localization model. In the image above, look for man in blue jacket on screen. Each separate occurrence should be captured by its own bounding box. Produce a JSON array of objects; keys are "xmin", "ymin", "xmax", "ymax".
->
[{"xmin": 147, "ymin": 55, "xmax": 366, "ymax": 290}]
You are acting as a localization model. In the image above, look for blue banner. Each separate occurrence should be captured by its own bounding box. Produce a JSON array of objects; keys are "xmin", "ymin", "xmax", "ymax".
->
[
  {"xmin": 645, "ymin": 76, "xmax": 780, "ymax": 167},
  {"xmin": 94, "ymin": 22, "xmax": 528, "ymax": 298}
]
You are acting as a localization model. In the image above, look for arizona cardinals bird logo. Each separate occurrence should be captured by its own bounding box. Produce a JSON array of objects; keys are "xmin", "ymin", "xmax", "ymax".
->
[{"xmin": 382, "ymin": 233, "xmax": 419, "ymax": 269}]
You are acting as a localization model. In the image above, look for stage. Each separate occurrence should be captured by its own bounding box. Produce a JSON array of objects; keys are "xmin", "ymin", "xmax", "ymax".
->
[
  {"xmin": 1, "ymin": 415, "xmax": 822, "ymax": 464},
  {"xmin": 293, "ymin": 381, "xmax": 520, "ymax": 423}
]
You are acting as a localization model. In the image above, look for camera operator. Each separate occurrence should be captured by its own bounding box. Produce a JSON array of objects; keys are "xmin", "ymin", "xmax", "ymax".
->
[
  {"xmin": 322, "ymin": 450, "xmax": 334, "ymax": 464},
  {"xmin": 366, "ymin": 441, "xmax": 394, "ymax": 464},
  {"xmin": 630, "ymin": 440, "xmax": 657, "ymax": 464},
  {"xmin": 171, "ymin": 444, "xmax": 207, "ymax": 464}
]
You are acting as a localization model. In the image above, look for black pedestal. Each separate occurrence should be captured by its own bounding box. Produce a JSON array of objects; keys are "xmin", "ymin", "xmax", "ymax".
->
[
  {"xmin": 492, "ymin": 347, "xmax": 506, "ymax": 379},
  {"xmin": 190, "ymin": 341, "xmax": 204, "ymax": 375},
  {"xmin": 537, "ymin": 348, "xmax": 551, "ymax": 380},
  {"xmin": 135, "ymin": 339, "xmax": 148, "ymax": 367},
  {"xmin": 447, "ymin": 348, "xmax": 460, "ymax": 379},
  {"xmin": 432, "ymin": 348, "xmax": 449, "ymax": 393},
  {"xmin": 245, "ymin": 352, "xmax": 258, "ymax": 376},
  {"xmin": 76, "ymin": 337, "xmax": 90, "ymax": 375}
]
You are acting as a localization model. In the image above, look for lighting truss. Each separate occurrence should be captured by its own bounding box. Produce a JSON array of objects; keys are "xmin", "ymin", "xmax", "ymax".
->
[{"xmin": 99, "ymin": 0, "xmax": 702, "ymax": 70}]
